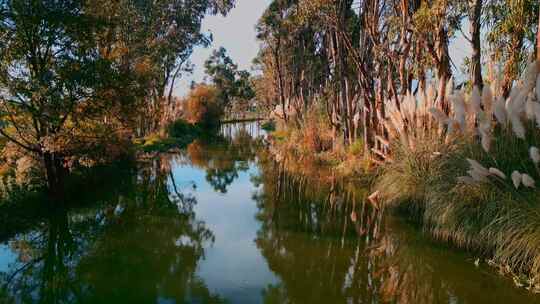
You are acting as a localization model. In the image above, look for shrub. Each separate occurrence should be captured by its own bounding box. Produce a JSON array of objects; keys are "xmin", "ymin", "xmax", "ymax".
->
[
  {"xmin": 261, "ymin": 120, "xmax": 276, "ymax": 132},
  {"xmin": 299, "ymin": 106, "xmax": 333, "ymax": 153},
  {"xmin": 167, "ymin": 119, "xmax": 201, "ymax": 139},
  {"xmin": 183, "ymin": 84, "xmax": 223, "ymax": 128}
]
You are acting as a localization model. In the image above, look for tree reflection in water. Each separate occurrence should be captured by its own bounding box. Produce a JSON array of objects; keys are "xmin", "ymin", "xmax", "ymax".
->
[
  {"xmin": 183, "ymin": 123, "xmax": 263, "ymax": 194},
  {"xmin": 0, "ymin": 122, "xmax": 537, "ymax": 304},
  {"xmin": 0, "ymin": 155, "xmax": 223, "ymax": 304},
  {"xmin": 253, "ymin": 154, "xmax": 540, "ymax": 304}
]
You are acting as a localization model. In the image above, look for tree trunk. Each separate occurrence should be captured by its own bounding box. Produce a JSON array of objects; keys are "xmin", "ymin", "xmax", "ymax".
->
[
  {"xmin": 274, "ymin": 41, "xmax": 287, "ymax": 122},
  {"xmin": 43, "ymin": 152, "xmax": 66, "ymax": 201},
  {"xmin": 436, "ymin": 26, "xmax": 452, "ymax": 111},
  {"xmin": 469, "ymin": 0, "xmax": 483, "ymax": 89},
  {"xmin": 502, "ymin": 34, "xmax": 524, "ymax": 98},
  {"xmin": 537, "ymin": 7, "xmax": 540, "ymax": 62}
]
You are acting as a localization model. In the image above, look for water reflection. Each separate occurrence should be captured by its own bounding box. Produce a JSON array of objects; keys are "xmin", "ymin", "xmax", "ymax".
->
[
  {"xmin": 0, "ymin": 156, "xmax": 221, "ymax": 303},
  {"xmin": 0, "ymin": 122, "xmax": 538, "ymax": 304},
  {"xmin": 183, "ymin": 124, "xmax": 263, "ymax": 194},
  {"xmin": 253, "ymin": 153, "xmax": 540, "ymax": 304}
]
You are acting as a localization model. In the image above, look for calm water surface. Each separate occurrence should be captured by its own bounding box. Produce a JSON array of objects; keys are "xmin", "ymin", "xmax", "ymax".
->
[{"xmin": 0, "ymin": 122, "xmax": 539, "ymax": 303}]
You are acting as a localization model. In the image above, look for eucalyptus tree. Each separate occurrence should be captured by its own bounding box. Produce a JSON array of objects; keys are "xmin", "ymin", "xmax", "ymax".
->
[
  {"xmin": 204, "ymin": 47, "xmax": 255, "ymax": 118},
  {"xmin": 256, "ymin": 0, "xmax": 291, "ymax": 121},
  {"xmin": 485, "ymin": 0, "xmax": 539, "ymax": 97},
  {"xmin": 101, "ymin": 0, "xmax": 236, "ymax": 133}
]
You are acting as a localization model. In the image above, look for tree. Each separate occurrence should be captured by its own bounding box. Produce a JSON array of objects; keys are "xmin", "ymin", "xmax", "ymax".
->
[
  {"xmin": 183, "ymin": 84, "xmax": 223, "ymax": 127},
  {"xmin": 204, "ymin": 47, "xmax": 255, "ymax": 117},
  {"xmin": 468, "ymin": 0, "xmax": 484, "ymax": 89},
  {"xmin": 486, "ymin": 0, "xmax": 539, "ymax": 97},
  {"xmin": 98, "ymin": 0, "xmax": 236, "ymax": 134},
  {"xmin": 0, "ymin": 0, "xmax": 141, "ymax": 197},
  {"xmin": 0, "ymin": 0, "xmax": 238, "ymax": 197}
]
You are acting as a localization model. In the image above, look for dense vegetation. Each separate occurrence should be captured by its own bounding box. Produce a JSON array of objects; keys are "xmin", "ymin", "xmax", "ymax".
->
[
  {"xmin": 254, "ymin": 0, "xmax": 540, "ymax": 292},
  {"xmin": 2, "ymin": 0, "xmax": 540, "ymax": 296},
  {"xmin": 0, "ymin": 0, "xmax": 239, "ymax": 198}
]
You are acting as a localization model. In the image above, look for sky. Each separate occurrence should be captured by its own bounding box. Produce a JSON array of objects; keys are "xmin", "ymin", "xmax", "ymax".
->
[
  {"xmin": 175, "ymin": 0, "xmax": 471, "ymax": 97},
  {"xmin": 174, "ymin": 0, "xmax": 273, "ymax": 97}
]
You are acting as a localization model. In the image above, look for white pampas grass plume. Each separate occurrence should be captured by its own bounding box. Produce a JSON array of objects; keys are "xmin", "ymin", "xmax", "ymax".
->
[
  {"xmin": 466, "ymin": 158, "xmax": 490, "ymax": 176},
  {"xmin": 526, "ymin": 94, "xmax": 536, "ymax": 120},
  {"xmin": 470, "ymin": 86, "xmax": 482, "ymax": 115},
  {"xmin": 506, "ymin": 84, "xmax": 527, "ymax": 119},
  {"xmin": 429, "ymin": 108, "xmax": 449, "ymax": 125},
  {"xmin": 493, "ymin": 96, "xmax": 507, "ymax": 125},
  {"xmin": 481, "ymin": 134, "xmax": 491, "ymax": 152},
  {"xmin": 511, "ymin": 171, "xmax": 522, "ymax": 189},
  {"xmin": 451, "ymin": 91, "xmax": 466, "ymax": 128},
  {"xmin": 523, "ymin": 62, "xmax": 538, "ymax": 92},
  {"xmin": 530, "ymin": 146, "xmax": 540, "ymax": 164},
  {"xmin": 482, "ymin": 85, "xmax": 493, "ymax": 115},
  {"xmin": 468, "ymin": 169, "xmax": 488, "ymax": 182},
  {"xmin": 478, "ymin": 114, "xmax": 492, "ymax": 152},
  {"xmin": 457, "ymin": 176, "xmax": 475, "ymax": 185},
  {"xmin": 510, "ymin": 114, "xmax": 526, "ymax": 139},
  {"xmin": 532, "ymin": 102, "xmax": 540, "ymax": 127},
  {"xmin": 489, "ymin": 167, "xmax": 507, "ymax": 179},
  {"xmin": 522, "ymin": 174, "xmax": 535, "ymax": 188}
]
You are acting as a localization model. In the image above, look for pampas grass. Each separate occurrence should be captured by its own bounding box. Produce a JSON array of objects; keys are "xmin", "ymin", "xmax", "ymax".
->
[{"xmin": 377, "ymin": 61, "xmax": 540, "ymax": 291}]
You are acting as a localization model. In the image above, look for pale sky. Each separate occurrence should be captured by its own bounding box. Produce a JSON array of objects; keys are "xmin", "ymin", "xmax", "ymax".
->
[
  {"xmin": 175, "ymin": 1, "xmax": 472, "ymax": 97},
  {"xmin": 174, "ymin": 0, "xmax": 273, "ymax": 97}
]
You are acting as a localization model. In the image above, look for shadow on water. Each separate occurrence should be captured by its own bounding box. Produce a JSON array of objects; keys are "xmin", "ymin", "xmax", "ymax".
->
[{"xmin": 0, "ymin": 121, "xmax": 538, "ymax": 303}]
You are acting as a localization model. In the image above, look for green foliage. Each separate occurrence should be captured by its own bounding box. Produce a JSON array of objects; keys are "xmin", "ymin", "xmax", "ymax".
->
[
  {"xmin": 348, "ymin": 140, "xmax": 364, "ymax": 156},
  {"xmin": 261, "ymin": 120, "xmax": 276, "ymax": 132},
  {"xmin": 204, "ymin": 47, "xmax": 255, "ymax": 107},
  {"xmin": 168, "ymin": 120, "xmax": 201, "ymax": 138}
]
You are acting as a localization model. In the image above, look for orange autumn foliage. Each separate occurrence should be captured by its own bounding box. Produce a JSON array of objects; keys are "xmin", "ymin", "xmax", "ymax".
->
[{"xmin": 183, "ymin": 85, "xmax": 223, "ymax": 127}]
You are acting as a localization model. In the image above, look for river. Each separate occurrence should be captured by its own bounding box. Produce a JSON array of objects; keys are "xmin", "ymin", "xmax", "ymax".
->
[{"xmin": 0, "ymin": 122, "xmax": 538, "ymax": 303}]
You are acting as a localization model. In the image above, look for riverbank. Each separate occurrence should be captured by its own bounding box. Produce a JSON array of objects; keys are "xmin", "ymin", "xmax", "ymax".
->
[
  {"xmin": 264, "ymin": 65, "xmax": 540, "ymax": 293},
  {"xmin": 1, "ymin": 122, "xmax": 539, "ymax": 303},
  {"xmin": 220, "ymin": 117, "xmax": 264, "ymax": 124}
]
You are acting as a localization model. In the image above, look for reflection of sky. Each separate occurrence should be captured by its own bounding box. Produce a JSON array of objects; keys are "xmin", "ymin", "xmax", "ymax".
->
[
  {"xmin": 170, "ymin": 162, "xmax": 278, "ymax": 304},
  {"xmin": 0, "ymin": 243, "xmax": 17, "ymax": 273}
]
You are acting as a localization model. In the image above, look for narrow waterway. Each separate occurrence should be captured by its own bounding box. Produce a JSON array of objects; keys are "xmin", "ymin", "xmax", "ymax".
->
[{"xmin": 0, "ymin": 122, "xmax": 538, "ymax": 303}]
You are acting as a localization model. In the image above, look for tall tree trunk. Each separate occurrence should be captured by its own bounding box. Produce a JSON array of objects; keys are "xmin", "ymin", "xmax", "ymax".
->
[
  {"xmin": 436, "ymin": 25, "xmax": 452, "ymax": 110},
  {"xmin": 273, "ymin": 41, "xmax": 287, "ymax": 122},
  {"xmin": 537, "ymin": 7, "xmax": 540, "ymax": 62},
  {"xmin": 43, "ymin": 152, "xmax": 66, "ymax": 201},
  {"xmin": 469, "ymin": 0, "xmax": 483, "ymax": 89},
  {"xmin": 502, "ymin": 33, "xmax": 524, "ymax": 98}
]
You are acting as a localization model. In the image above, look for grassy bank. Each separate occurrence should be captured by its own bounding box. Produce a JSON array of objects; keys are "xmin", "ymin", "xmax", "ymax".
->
[
  {"xmin": 134, "ymin": 119, "xmax": 220, "ymax": 152},
  {"xmin": 267, "ymin": 106, "xmax": 371, "ymax": 180},
  {"xmin": 266, "ymin": 63, "xmax": 540, "ymax": 292},
  {"xmin": 375, "ymin": 123, "xmax": 540, "ymax": 292}
]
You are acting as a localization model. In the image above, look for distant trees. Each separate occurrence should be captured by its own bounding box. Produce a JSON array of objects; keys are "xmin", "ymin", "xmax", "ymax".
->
[
  {"xmin": 204, "ymin": 47, "xmax": 255, "ymax": 118},
  {"xmin": 183, "ymin": 84, "xmax": 222, "ymax": 127}
]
